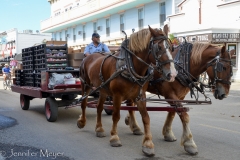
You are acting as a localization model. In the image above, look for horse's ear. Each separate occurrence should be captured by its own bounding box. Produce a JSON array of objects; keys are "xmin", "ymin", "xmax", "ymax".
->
[
  {"xmin": 221, "ymin": 45, "xmax": 226, "ymax": 54},
  {"xmin": 148, "ymin": 25, "xmax": 158, "ymax": 37},
  {"xmin": 229, "ymin": 49, "xmax": 235, "ymax": 58},
  {"xmin": 163, "ymin": 24, "xmax": 169, "ymax": 36}
]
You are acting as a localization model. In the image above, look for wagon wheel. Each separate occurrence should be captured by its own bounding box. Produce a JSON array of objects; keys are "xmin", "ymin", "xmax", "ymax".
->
[
  {"xmin": 45, "ymin": 97, "xmax": 58, "ymax": 122},
  {"xmin": 20, "ymin": 94, "xmax": 30, "ymax": 110},
  {"xmin": 104, "ymin": 108, "xmax": 113, "ymax": 115}
]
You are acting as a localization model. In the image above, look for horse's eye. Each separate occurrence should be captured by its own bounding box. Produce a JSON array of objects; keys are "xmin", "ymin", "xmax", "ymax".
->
[
  {"xmin": 158, "ymin": 46, "xmax": 161, "ymax": 50},
  {"xmin": 223, "ymin": 67, "xmax": 226, "ymax": 70}
]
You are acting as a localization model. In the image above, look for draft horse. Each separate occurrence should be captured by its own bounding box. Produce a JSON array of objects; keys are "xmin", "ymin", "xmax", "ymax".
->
[
  {"xmin": 77, "ymin": 24, "xmax": 177, "ymax": 156},
  {"xmin": 125, "ymin": 42, "xmax": 233, "ymax": 155}
]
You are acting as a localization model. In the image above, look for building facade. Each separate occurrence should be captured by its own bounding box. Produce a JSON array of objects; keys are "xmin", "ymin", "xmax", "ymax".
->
[
  {"xmin": 0, "ymin": 29, "xmax": 51, "ymax": 61},
  {"xmin": 41, "ymin": 0, "xmax": 239, "ymax": 82},
  {"xmin": 168, "ymin": 0, "xmax": 240, "ymax": 82},
  {"xmin": 41, "ymin": 0, "xmax": 181, "ymax": 48}
]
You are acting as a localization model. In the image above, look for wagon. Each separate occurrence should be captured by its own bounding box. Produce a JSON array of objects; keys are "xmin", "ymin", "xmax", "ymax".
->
[{"xmin": 11, "ymin": 70, "xmax": 83, "ymax": 122}]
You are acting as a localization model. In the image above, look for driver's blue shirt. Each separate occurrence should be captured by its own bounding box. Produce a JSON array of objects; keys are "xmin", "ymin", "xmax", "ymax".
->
[
  {"xmin": 2, "ymin": 67, "xmax": 11, "ymax": 73},
  {"xmin": 84, "ymin": 42, "xmax": 110, "ymax": 55}
]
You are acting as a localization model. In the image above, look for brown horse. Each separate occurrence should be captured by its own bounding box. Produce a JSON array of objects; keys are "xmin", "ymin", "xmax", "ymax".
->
[
  {"xmin": 77, "ymin": 24, "xmax": 177, "ymax": 156},
  {"xmin": 125, "ymin": 42, "xmax": 233, "ymax": 155}
]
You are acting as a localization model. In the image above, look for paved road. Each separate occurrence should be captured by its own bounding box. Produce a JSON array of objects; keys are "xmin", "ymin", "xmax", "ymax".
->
[{"xmin": 0, "ymin": 82, "xmax": 240, "ymax": 160}]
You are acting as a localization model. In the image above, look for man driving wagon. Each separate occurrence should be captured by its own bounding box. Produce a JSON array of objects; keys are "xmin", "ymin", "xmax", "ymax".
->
[{"xmin": 84, "ymin": 33, "xmax": 110, "ymax": 56}]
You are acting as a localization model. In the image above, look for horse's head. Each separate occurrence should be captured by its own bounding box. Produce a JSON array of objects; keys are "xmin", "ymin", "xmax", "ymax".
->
[
  {"xmin": 148, "ymin": 25, "xmax": 177, "ymax": 82},
  {"xmin": 206, "ymin": 46, "xmax": 233, "ymax": 100}
]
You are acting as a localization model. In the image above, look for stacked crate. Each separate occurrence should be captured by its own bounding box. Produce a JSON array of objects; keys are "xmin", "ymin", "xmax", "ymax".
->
[
  {"xmin": 34, "ymin": 44, "xmax": 46, "ymax": 87},
  {"xmin": 34, "ymin": 43, "xmax": 68, "ymax": 87},
  {"xmin": 22, "ymin": 47, "xmax": 35, "ymax": 87},
  {"xmin": 15, "ymin": 70, "xmax": 24, "ymax": 86},
  {"xmin": 19, "ymin": 41, "xmax": 68, "ymax": 88}
]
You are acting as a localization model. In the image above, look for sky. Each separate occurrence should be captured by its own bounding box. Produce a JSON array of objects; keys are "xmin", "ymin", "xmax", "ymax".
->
[{"xmin": 0, "ymin": 0, "xmax": 50, "ymax": 33}]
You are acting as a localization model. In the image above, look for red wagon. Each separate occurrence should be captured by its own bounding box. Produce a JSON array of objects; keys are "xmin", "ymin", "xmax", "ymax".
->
[{"xmin": 12, "ymin": 70, "xmax": 83, "ymax": 122}]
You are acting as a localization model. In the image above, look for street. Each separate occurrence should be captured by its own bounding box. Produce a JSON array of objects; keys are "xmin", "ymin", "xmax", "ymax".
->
[{"xmin": 0, "ymin": 82, "xmax": 240, "ymax": 160}]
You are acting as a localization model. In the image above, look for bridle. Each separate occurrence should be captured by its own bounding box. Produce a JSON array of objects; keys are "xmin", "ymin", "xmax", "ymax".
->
[
  {"xmin": 149, "ymin": 35, "xmax": 174, "ymax": 71},
  {"xmin": 206, "ymin": 50, "xmax": 233, "ymax": 88}
]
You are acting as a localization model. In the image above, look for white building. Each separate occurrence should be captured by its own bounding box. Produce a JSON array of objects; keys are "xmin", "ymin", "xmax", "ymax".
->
[
  {"xmin": 168, "ymin": 0, "xmax": 240, "ymax": 82},
  {"xmin": 41, "ymin": 0, "xmax": 239, "ymax": 82},
  {"xmin": 0, "ymin": 29, "xmax": 51, "ymax": 61},
  {"xmin": 41, "ymin": 0, "xmax": 181, "ymax": 48}
]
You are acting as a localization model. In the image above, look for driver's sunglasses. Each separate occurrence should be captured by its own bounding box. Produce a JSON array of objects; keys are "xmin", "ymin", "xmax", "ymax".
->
[{"xmin": 95, "ymin": 36, "xmax": 100, "ymax": 38}]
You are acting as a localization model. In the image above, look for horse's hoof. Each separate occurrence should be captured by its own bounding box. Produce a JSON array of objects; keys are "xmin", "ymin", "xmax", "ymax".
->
[
  {"xmin": 133, "ymin": 129, "xmax": 144, "ymax": 135},
  {"xmin": 142, "ymin": 146, "xmax": 155, "ymax": 157},
  {"xmin": 125, "ymin": 116, "xmax": 129, "ymax": 125},
  {"xmin": 77, "ymin": 120, "xmax": 84, "ymax": 129},
  {"xmin": 164, "ymin": 136, "xmax": 177, "ymax": 142},
  {"xmin": 96, "ymin": 132, "xmax": 106, "ymax": 138},
  {"xmin": 184, "ymin": 146, "xmax": 198, "ymax": 155},
  {"xmin": 110, "ymin": 140, "xmax": 122, "ymax": 147}
]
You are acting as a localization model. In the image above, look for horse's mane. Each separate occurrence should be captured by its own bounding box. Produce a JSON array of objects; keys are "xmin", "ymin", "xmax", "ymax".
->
[
  {"xmin": 129, "ymin": 28, "xmax": 152, "ymax": 53},
  {"xmin": 191, "ymin": 42, "xmax": 211, "ymax": 64}
]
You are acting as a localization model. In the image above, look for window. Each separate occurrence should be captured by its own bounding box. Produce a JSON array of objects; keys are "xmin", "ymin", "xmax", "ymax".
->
[
  {"xmin": 60, "ymin": 32, "xmax": 62, "ymax": 41},
  {"xmin": 52, "ymin": 33, "xmax": 56, "ymax": 41},
  {"xmin": 138, "ymin": 8, "xmax": 144, "ymax": 30},
  {"xmin": 106, "ymin": 19, "xmax": 110, "ymax": 37},
  {"xmin": 83, "ymin": 25, "xmax": 86, "ymax": 41},
  {"xmin": 73, "ymin": 28, "xmax": 76, "ymax": 43},
  {"xmin": 228, "ymin": 44, "xmax": 237, "ymax": 68},
  {"xmin": 65, "ymin": 30, "xmax": 68, "ymax": 41},
  {"xmin": 159, "ymin": 2, "xmax": 166, "ymax": 26},
  {"xmin": 93, "ymin": 22, "xmax": 97, "ymax": 33},
  {"xmin": 120, "ymin": 14, "xmax": 124, "ymax": 32}
]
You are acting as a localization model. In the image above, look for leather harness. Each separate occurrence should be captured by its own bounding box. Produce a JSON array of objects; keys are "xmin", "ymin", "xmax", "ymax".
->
[{"xmin": 78, "ymin": 34, "xmax": 173, "ymax": 102}]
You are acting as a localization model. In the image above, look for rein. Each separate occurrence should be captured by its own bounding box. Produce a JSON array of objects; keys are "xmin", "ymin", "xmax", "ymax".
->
[
  {"xmin": 78, "ymin": 33, "xmax": 174, "ymax": 102},
  {"xmin": 119, "ymin": 35, "xmax": 174, "ymax": 85},
  {"xmin": 149, "ymin": 36, "xmax": 174, "ymax": 70}
]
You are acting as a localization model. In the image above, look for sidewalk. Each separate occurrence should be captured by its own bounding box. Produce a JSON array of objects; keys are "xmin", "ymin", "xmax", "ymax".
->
[{"xmin": 230, "ymin": 82, "xmax": 240, "ymax": 91}]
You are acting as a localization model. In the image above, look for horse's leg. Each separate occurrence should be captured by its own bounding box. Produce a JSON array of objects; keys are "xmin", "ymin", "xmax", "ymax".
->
[
  {"xmin": 95, "ymin": 94, "xmax": 107, "ymax": 137},
  {"xmin": 136, "ymin": 96, "xmax": 155, "ymax": 157},
  {"xmin": 110, "ymin": 95, "xmax": 122, "ymax": 147},
  {"xmin": 162, "ymin": 95, "xmax": 180, "ymax": 142},
  {"xmin": 179, "ymin": 112, "xmax": 198, "ymax": 155},
  {"xmin": 125, "ymin": 100, "xmax": 143, "ymax": 135},
  {"xmin": 162, "ymin": 111, "xmax": 177, "ymax": 142},
  {"xmin": 77, "ymin": 86, "xmax": 90, "ymax": 129}
]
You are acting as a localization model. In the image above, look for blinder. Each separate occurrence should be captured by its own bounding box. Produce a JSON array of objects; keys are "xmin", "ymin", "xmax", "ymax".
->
[
  {"xmin": 207, "ymin": 50, "xmax": 233, "ymax": 87},
  {"xmin": 149, "ymin": 35, "xmax": 174, "ymax": 70},
  {"xmin": 216, "ymin": 62, "xmax": 224, "ymax": 72}
]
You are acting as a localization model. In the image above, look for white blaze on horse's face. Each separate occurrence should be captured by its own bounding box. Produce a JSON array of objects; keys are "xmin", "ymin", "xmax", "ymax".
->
[{"xmin": 163, "ymin": 40, "xmax": 177, "ymax": 82}]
